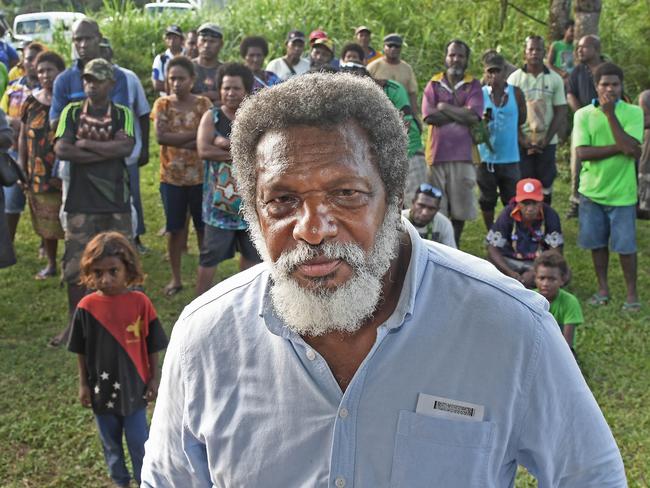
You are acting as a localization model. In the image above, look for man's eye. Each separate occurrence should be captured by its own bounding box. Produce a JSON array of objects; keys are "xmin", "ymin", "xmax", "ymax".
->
[
  {"xmin": 269, "ymin": 195, "xmax": 298, "ymax": 205},
  {"xmin": 336, "ymin": 189, "xmax": 358, "ymax": 197}
]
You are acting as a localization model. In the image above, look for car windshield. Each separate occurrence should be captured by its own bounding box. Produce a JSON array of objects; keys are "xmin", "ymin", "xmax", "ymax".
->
[{"xmin": 16, "ymin": 19, "xmax": 51, "ymax": 35}]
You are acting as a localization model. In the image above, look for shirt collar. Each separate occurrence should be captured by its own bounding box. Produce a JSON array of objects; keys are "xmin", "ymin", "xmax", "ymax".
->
[
  {"xmin": 431, "ymin": 71, "xmax": 475, "ymax": 92},
  {"xmin": 521, "ymin": 64, "xmax": 550, "ymax": 74},
  {"xmin": 258, "ymin": 216, "xmax": 427, "ymax": 338}
]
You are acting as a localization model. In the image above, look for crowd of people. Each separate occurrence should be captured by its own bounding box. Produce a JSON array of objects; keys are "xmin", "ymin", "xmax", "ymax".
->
[{"xmin": 0, "ymin": 14, "xmax": 647, "ymax": 487}]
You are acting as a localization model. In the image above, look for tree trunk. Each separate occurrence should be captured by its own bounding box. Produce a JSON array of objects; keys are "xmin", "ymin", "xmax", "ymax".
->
[
  {"xmin": 549, "ymin": 0, "xmax": 572, "ymax": 41},
  {"xmin": 574, "ymin": 0, "xmax": 602, "ymax": 40}
]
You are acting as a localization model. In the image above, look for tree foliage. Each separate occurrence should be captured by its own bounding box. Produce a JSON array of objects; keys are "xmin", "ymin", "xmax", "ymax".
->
[{"xmin": 43, "ymin": 0, "xmax": 649, "ymax": 100}]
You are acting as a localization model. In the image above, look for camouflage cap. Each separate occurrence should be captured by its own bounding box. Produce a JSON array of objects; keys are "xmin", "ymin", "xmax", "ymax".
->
[{"xmin": 82, "ymin": 58, "xmax": 114, "ymax": 81}]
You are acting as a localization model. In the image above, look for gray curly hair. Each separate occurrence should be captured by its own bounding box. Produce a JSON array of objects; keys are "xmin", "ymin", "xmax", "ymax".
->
[{"xmin": 230, "ymin": 72, "xmax": 408, "ymax": 226}]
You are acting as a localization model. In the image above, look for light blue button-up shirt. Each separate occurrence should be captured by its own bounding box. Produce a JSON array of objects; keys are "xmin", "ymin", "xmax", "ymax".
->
[{"xmin": 142, "ymin": 220, "xmax": 625, "ymax": 487}]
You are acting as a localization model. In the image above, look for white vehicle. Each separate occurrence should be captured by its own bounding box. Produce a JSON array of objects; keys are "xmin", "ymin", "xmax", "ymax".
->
[
  {"xmin": 144, "ymin": 2, "xmax": 198, "ymax": 15},
  {"xmin": 13, "ymin": 12, "xmax": 85, "ymax": 45}
]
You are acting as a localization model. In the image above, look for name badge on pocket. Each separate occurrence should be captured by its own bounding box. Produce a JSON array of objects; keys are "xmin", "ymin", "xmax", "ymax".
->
[{"xmin": 416, "ymin": 393, "xmax": 485, "ymax": 422}]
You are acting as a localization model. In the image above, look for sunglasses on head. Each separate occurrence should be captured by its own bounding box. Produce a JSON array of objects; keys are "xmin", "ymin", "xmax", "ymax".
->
[
  {"xmin": 386, "ymin": 43, "xmax": 401, "ymax": 49},
  {"xmin": 417, "ymin": 183, "xmax": 443, "ymax": 199}
]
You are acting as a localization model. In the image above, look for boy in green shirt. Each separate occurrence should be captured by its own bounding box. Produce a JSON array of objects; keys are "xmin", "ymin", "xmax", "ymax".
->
[
  {"xmin": 534, "ymin": 251, "xmax": 583, "ymax": 357},
  {"xmin": 573, "ymin": 62, "xmax": 643, "ymax": 311}
]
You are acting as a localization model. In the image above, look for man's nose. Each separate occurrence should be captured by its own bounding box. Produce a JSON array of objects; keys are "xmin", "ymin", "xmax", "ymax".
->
[{"xmin": 293, "ymin": 198, "xmax": 337, "ymax": 245}]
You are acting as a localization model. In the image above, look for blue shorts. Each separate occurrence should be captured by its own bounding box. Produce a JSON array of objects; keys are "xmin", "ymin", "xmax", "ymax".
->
[
  {"xmin": 3, "ymin": 183, "xmax": 26, "ymax": 214},
  {"xmin": 159, "ymin": 182, "xmax": 204, "ymax": 233},
  {"xmin": 578, "ymin": 196, "xmax": 636, "ymax": 254}
]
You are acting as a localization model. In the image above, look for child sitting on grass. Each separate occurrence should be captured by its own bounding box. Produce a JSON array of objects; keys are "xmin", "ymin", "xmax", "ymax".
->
[
  {"xmin": 534, "ymin": 250, "xmax": 583, "ymax": 358},
  {"xmin": 67, "ymin": 231, "xmax": 167, "ymax": 488}
]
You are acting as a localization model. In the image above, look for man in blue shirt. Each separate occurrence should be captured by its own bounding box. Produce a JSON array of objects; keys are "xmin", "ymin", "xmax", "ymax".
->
[
  {"xmin": 0, "ymin": 24, "xmax": 19, "ymax": 70},
  {"xmin": 142, "ymin": 74, "xmax": 625, "ymax": 486},
  {"xmin": 50, "ymin": 19, "xmax": 129, "ymax": 125}
]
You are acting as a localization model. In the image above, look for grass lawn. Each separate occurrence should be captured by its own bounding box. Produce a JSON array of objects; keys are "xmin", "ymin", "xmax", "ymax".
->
[{"xmin": 1, "ymin": 139, "xmax": 648, "ymax": 487}]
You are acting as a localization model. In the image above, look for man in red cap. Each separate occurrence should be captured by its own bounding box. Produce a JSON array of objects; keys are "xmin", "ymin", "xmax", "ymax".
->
[{"xmin": 486, "ymin": 178, "xmax": 564, "ymax": 287}]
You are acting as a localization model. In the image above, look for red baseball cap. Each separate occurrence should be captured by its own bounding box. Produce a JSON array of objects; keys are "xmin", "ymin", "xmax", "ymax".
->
[
  {"xmin": 515, "ymin": 178, "xmax": 543, "ymax": 202},
  {"xmin": 309, "ymin": 30, "xmax": 328, "ymax": 45}
]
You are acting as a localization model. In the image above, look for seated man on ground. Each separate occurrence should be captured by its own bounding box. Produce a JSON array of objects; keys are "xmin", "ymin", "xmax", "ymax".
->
[
  {"xmin": 534, "ymin": 250, "xmax": 583, "ymax": 358},
  {"xmin": 402, "ymin": 183, "xmax": 456, "ymax": 248},
  {"xmin": 486, "ymin": 178, "xmax": 563, "ymax": 287}
]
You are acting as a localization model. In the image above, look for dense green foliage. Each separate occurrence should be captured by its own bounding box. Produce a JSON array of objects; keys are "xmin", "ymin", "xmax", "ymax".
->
[{"xmin": 46, "ymin": 0, "xmax": 650, "ymax": 100}]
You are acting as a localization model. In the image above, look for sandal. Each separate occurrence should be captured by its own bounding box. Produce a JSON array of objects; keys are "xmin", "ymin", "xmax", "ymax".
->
[
  {"xmin": 34, "ymin": 267, "xmax": 57, "ymax": 280},
  {"xmin": 164, "ymin": 284, "xmax": 183, "ymax": 297},
  {"xmin": 587, "ymin": 293, "xmax": 609, "ymax": 306},
  {"xmin": 621, "ymin": 302, "xmax": 641, "ymax": 312}
]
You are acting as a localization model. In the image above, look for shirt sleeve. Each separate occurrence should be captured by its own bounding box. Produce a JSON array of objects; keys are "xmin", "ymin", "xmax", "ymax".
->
[
  {"xmin": 567, "ymin": 69, "xmax": 579, "ymax": 97},
  {"xmin": 466, "ymin": 80, "xmax": 484, "ymax": 118},
  {"xmin": 112, "ymin": 70, "xmax": 130, "ymax": 106},
  {"xmin": 435, "ymin": 214, "xmax": 457, "ymax": 249},
  {"xmin": 133, "ymin": 77, "xmax": 151, "ymax": 117},
  {"xmin": 7, "ymin": 45, "xmax": 18, "ymax": 63},
  {"xmin": 543, "ymin": 207, "xmax": 564, "ymax": 248},
  {"xmin": 113, "ymin": 104, "xmax": 134, "ymax": 138},
  {"xmin": 152, "ymin": 54, "xmax": 164, "ymax": 82},
  {"xmin": 562, "ymin": 292, "xmax": 584, "ymax": 326},
  {"xmin": 515, "ymin": 312, "xmax": 625, "ymax": 485},
  {"xmin": 151, "ymin": 97, "xmax": 168, "ymax": 128},
  {"xmin": 572, "ymin": 107, "xmax": 591, "ymax": 147},
  {"xmin": 486, "ymin": 207, "xmax": 512, "ymax": 249},
  {"xmin": 50, "ymin": 75, "xmax": 67, "ymax": 123},
  {"xmin": 54, "ymin": 103, "xmax": 77, "ymax": 143},
  {"xmin": 67, "ymin": 307, "xmax": 86, "ymax": 354},
  {"xmin": 551, "ymin": 72, "xmax": 567, "ymax": 106},
  {"xmin": 141, "ymin": 320, "xmax": 213, "ymax": 487},
  {"xmin": 622, "ymin": 105, "xmax": 644, "ymax": 144},
  {"xmin": 142, "ymin": 295, "xmax": 168, "ymax": 353},
  {"xmin": 421, "ymin": 81, "xmax": 437, "ymax": 118}
]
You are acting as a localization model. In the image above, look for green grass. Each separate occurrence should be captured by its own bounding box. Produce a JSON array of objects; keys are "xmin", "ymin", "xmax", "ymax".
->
[{"xmin": 1, "ymin": 138, "xmax": 649, "ymax": 486}]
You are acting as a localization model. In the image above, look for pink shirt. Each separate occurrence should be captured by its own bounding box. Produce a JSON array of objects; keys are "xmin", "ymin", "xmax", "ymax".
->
[{"xmin": 422, "ymin": 73, "xmax": 483, "ymax": 164}]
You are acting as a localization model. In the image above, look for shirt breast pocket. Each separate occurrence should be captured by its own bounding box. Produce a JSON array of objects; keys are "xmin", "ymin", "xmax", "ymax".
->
[{"xmin": 389, "ymin": 410, "xmax": 495, "ymax": 487}]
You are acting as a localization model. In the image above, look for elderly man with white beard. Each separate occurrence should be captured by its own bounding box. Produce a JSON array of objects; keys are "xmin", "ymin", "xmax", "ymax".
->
[{"xmin": 141, "ymin": 73, "xmax": 625, "ymax": 486}]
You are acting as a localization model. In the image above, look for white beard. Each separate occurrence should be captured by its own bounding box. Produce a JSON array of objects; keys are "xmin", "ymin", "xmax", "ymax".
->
[{"xmin": 262, "ymin": 205, "xmax": 401, "ymax": 337}]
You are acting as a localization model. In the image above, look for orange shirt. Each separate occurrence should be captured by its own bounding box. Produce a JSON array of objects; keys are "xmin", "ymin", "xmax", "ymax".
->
[{"xmin": 151, "ymin": 95, "xmax": 212, "ymax": 186}]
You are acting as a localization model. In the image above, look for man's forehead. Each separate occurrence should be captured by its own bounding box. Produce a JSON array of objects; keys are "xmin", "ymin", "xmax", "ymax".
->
[
  {"xmin": 255, "ymin": 122, "xmax": 374, "ymax": 174},
  {"xmin": 73, "ymin": 22, "xmax": 99, "ymax": 38}
]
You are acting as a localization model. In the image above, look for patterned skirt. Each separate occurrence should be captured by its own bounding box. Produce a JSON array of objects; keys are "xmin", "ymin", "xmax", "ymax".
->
[{"xmin": 28, "ymin": 191, "xmax": 64, "ymax": 240}]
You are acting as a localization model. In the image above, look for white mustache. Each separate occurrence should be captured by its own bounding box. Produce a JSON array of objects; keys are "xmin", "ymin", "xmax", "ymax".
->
[{"xmin": 274, "ymin": 241, "xmax": 366, "ymax": 275}]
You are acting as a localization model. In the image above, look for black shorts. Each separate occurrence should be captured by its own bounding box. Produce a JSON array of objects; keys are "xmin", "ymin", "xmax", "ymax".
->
[
  {"xmin": 199, "ymin": 224, "xmax": 261, "ymax": 268},
  {"xmin": 159, "ymin": 182, "xmax": 204, "ymax": 233},
  {"xmin": 477, "ymin": 162, "xmax": 520, "ymax": 211},
  {"xmin": 519, "ymin": 144, "xmax": 557, "ymax": 191}
]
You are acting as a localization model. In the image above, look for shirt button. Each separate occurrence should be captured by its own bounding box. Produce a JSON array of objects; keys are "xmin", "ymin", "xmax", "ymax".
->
[
  {"xmin": 339, "ymin": 407, "xmax": 349, "ymax": 418},
  {"xmin": 334, "ymin": 477, "xmax": 346, "ymax": 487},
  {"xmin": 306, "ymin": 349, "xmax": 316, "ymax": 361}
]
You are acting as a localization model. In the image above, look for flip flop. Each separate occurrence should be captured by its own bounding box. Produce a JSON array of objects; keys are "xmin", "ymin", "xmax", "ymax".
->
[
  {"xmin": 587, "ymin": 293, "xmax": 609, "ymax": 306},
  {"xmin": 164, "ymin": 284, "xmax": 183, "ymax": 297},
  {"xmin": 34, "ymin": 268, "xmax": 57, "ymax": 280},
  {"xmin": 621, "ymin": 302, "xmax": 641, "ymax": 312}
]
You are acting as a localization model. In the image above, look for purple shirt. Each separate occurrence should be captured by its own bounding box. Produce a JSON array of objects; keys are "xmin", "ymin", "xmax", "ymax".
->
[{"xmin": 422, "ymin": 73, "xmax": 483, "ymax": 164}]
